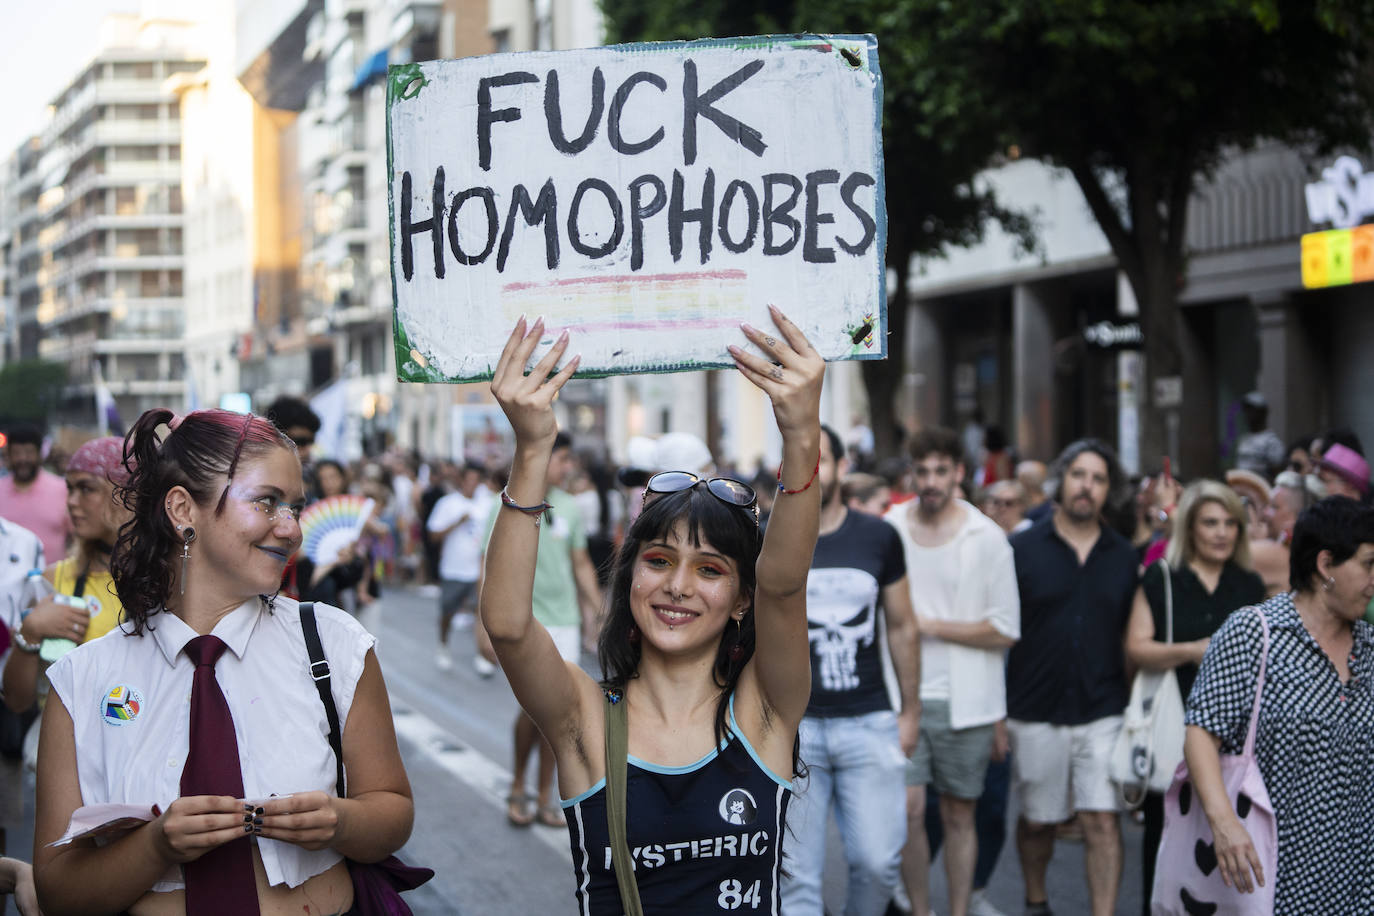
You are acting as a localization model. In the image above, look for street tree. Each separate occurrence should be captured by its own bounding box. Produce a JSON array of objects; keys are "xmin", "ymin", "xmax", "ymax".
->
[
  {"xmin": 0, "ymin": 359, "xmax": 67, "ymax": 428},
  {"xmin": 601, "ymin": 0, "xmax": 1035, "ymax": 459},
  {"xmin": 905, "ymin": 0, "xmax": 1374, "ymax": 461}
]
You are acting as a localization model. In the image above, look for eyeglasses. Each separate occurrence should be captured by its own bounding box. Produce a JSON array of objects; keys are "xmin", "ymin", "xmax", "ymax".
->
[
  {"xmin": 239, "ymin": 494, "xmax": 305, "ymax": 523},
  {"xmin": 642, "ymin": 472, "xmax": 759, "ymax": 525}
]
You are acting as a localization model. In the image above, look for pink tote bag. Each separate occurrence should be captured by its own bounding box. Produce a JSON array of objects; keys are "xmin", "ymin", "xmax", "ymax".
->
[{"xmin": 1151, "ymin": 607, "xmax": 1277, "ymax": 916}]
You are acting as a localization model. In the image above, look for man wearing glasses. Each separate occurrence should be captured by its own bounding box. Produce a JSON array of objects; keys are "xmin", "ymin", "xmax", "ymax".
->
[{"xmin": 781, "ymin": 425, "xmax": 922, "ymax": 916}]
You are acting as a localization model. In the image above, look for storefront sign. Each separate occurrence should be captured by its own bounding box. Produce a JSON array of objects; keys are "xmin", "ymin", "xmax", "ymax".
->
[
  {"xmin": 1305, "ymin": 156, "xmax": 1374, "ymax": 229},
  {"xmin": 387, "ymin": 35, "xmax": 886, "ymax": 383},
  {"xmin": 1082, "ymin": 320, "xmax": 1143, "ymax": 350}
]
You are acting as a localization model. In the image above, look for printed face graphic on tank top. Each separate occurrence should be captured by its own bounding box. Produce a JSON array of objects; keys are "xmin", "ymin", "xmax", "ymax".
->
[
  {"xmin": 805, "ymin": 567, "xmax": 880, "ymax": 692},
  {"xmin": 719, "ymin": 789, "xmax": 757, "ymax": 826}
]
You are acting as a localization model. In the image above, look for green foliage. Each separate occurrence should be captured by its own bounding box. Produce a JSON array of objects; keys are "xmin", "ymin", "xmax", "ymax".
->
[
  {"xmin": 0, "ymin": 359, "xmax": 68, "ymax": 426},
  {"xmin": 600, "ymin": 0, "xmax": 1037, "ymax": 265}
]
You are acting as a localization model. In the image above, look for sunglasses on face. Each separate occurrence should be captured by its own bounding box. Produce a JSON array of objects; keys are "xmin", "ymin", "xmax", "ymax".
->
[{"xmin": 642, "ymin": 471, "xmax": 759, "ymax": 525}]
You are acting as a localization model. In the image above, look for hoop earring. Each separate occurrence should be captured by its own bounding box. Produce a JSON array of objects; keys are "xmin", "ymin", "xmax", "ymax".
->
[
  {"xmin": 180, "ymin": 528, "xmax": 196, "ymax": 596},
  {"xmin": 728, "ymin": 617, "xmax": 745, "ymax": 663}
]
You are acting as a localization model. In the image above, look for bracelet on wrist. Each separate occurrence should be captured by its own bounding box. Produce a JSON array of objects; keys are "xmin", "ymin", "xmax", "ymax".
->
[
  {"xmin": 500, "ymin": 487, "xmax": 553, "ymax": 527},
  {"xmin": 776, "ymin": 452, "xmax": 821, "ymax": 495},
  {"xmin": 12, "ymin": 630, "xmax": 40, "ymax": 654}
]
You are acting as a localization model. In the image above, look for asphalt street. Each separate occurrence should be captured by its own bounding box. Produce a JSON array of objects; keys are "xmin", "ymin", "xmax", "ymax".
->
[{"xmin": 2, "ymin": 585, "xmax": 1147, "ymax": 914}]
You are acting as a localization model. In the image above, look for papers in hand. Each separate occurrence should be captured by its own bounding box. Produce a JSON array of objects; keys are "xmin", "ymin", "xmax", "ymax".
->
[{"xmin": 51, "ymin": 803, "xmax": 154, "ymax": 846}]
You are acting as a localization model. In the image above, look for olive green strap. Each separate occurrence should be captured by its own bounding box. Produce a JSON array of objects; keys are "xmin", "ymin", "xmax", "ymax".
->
[{"xmin": 604, "ymin": 690, "xmax": 644, "ymax": 916}]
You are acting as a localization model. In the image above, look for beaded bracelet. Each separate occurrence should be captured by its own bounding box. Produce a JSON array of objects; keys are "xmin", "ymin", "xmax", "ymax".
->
[
  {"xmin": 776, "ymin": 453, "xmax": 821, "ymax": 495},
  {"xmin": 500, "ymin": 487, "xmax": 553, "ymax": 527}
]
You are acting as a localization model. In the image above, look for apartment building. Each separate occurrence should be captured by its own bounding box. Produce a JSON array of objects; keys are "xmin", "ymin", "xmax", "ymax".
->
[{"xmin": 10, "ymin": 15, "xmax": 205, "ymax": 426}]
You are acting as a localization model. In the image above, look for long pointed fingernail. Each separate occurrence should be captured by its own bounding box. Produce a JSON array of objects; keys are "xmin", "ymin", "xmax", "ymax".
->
[
  {"xmin": 727, "ymin": 345, "xmax": 741, "ymax": 355},
  {"xmin": 741, "ymin": 323, "xmax": 756, "ymax": 333},
  {"xmin": 557, "ymin": 329, "xmax": 569, "ymax": 342}
]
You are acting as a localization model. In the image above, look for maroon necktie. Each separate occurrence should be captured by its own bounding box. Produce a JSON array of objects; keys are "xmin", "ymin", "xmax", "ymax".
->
[{"xmin": 180, "ymin": 635, "xmax": 261, "ymax": 915}]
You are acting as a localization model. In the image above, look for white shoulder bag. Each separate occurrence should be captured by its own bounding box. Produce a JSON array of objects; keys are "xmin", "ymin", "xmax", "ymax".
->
[{"xmin": 1110, "ymin": 560, "xmax": 1187, "ymax": 808}]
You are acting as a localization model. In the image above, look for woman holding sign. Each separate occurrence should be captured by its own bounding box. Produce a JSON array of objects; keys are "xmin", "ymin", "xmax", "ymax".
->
[{"xmin": 481, "ymin": 308, "xmax": 822, "ymax": 914}]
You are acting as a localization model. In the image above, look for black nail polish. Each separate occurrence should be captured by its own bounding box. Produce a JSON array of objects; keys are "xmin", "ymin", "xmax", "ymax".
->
[
  {"xmin": 243, "ymin": 824, "xmax": 253, "ymax": 833},
  {"xmin": 252, "ymin": 825, "xmax": 263, "ymax": 835},
  {"xmin": 253, "ymin": 817, "xmax": 263, "ymax": 826},
  {"xmin": 255, "ymin": 806, "xmax": 264, "ymax": 815},
  {"xmin": 243, "ymin": 803, "xmax": 254, "ymax": 812},
  {"xmin": 243, "ymin": 814, "xmax": 252, "ymax": 823}
]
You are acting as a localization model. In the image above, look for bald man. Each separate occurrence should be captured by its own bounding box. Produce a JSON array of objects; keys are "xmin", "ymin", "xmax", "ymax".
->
[{"xmin": 1016, "ymin": 461, "xmax": 1050, "ymax": 524}]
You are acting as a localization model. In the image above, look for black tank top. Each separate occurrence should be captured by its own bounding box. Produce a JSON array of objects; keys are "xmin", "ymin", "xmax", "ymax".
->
[{"xmin": 563, "ymin": 696, "xmax": 793, "ymax": 915}]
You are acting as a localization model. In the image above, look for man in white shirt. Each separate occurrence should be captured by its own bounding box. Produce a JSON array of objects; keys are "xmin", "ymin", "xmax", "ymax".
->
[
  {"xmin": 886, "ymin": 428, "xmax": 1020, "ymax": 916},
  {"xmin": 426, "ymin": 463, "xmax": 491, "ymax": 671},
  {"xmin": 0, "ymin": 516, "xmax": 43, "ymax": 858}
]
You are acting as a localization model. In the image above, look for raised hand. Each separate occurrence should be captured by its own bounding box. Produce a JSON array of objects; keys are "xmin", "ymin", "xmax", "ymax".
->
[
  {"xmin": 490, "ymin": 317, "xmax": 581, "ymax": 448},
  {"xmin": 727, "ymin": 305, "xmax": 824, "ymax": 437}
]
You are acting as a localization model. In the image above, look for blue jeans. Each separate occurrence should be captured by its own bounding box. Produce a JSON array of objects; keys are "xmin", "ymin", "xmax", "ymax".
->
[{"xmin": 781, "ymin": 711, "xmax": 907, "ymax": 916}]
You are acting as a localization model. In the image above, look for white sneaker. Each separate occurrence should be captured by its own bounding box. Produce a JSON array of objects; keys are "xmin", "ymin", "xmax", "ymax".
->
[
  {"xmin": 435, "ymin": 650, "xmax": 453, "ymax": 672},
  {"xmin": 968, "ymin": 889, "xmax": 1008, "ymax": 916},
  {"xmin": 473, "ymin": 655, "xmax": 496, "ymax": 678}
]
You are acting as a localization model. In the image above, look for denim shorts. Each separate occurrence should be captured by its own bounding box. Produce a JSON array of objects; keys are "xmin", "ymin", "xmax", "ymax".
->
[{"xmin": 906, "ymin": 699, "xmax": 996, "ymax": 799}]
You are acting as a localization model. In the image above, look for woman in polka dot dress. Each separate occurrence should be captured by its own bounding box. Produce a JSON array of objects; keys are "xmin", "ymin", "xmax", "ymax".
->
[{"xmin": 1183, "ymin": 496, "xmax": 1374, "ymax": 913}]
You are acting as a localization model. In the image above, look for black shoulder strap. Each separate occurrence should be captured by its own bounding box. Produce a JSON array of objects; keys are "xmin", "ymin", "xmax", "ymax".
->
[{"xmin": 299, "ymin": 602, "xmax": 346, "ymax": 797}]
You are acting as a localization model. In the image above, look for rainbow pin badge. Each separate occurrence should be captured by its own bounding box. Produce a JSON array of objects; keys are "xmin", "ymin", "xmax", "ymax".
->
[{"xmin": 101, "ymin": 685, "xmax": 144, "ymax": 726}]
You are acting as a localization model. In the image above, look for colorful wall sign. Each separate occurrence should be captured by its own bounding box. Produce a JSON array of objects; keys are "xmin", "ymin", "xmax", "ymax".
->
[{"xmin": 1302, "ymin": 224, "xmax": 1374, "ymax": 289}]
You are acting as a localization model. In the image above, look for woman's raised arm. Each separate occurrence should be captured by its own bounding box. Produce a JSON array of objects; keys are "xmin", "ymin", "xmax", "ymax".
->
[
  {"xmin": 477, "ymin": 318, "xmax": 599, "ymax": 750},
  {"xmin": 728, "ymin": 305, "xmax": 824, "ymax": 729}
]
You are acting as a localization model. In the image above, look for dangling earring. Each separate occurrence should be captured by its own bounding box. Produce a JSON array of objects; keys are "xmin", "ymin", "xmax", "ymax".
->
[
  {"xmin": 1324, "ymin": 576, "xmax": 1335, "ymax": 591},
  {"xmin": 627, "ymin": 623, "xmax": 640, "ymax": 645},
  {"xmin": 728, "ymin": 617, "xmax": 746, "ymax": 663},
  {"xmin": 180, "ymin": 527, "xmax": 196, "ymax": 595}
]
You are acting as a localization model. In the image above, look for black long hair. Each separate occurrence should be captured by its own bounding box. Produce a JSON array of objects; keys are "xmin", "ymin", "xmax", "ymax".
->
[{"xmin": 598, "ymin": 482, "xmax": 763, "ymax": 754}]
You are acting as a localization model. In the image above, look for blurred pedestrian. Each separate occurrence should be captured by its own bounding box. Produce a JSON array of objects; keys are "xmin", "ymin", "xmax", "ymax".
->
[
  {"xmin": 1005, "ymin": 439, "xmax": 1137, "ymax": 916},
  {"xmin": 886, "ymin": 428, "xmax": 1019, "ymax": 916},
  {"xmin": 843, "ymin": 471, "xmax": 893, "ymax": 517},
  {"xmin": 982, "ymin": 480, "xmax": 1026, "ymax": 536},
  {"xmin": 1314, "ymin": 443, "xmax": 1369, "ymax": 502},
  {"xmin": 1124, "ymin": 480, "xmax": 1264, "ymax": 913},
  {"xmin": 782, "ymin": 425, "xmax": 921, "ymax": 916},
  {"xmin": 1183, "ymin": 496, "xmax": 1374, "ymax": 913},
  {"xmin": 1016, "ymin": 461, "xmax": 1051, "ymax": 525},
  {"xmin": 0, "ymin": 423, "xmax": 69, "ymax": 564},
  {"xmin": 427, "ymin": 462, "xmax": 491, "ymax": 671},
  {"xmin": 1234, "ymin": 392, "xmax": 1285, "ymax": 478}
]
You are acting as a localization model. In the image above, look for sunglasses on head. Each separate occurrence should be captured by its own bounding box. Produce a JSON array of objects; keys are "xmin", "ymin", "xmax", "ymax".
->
[{"xmin": 643, "ymin": 471, "xmax": 759, "ymax": 525}]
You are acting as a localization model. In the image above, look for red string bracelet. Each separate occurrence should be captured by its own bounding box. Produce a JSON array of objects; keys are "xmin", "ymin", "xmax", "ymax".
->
[{"xmin": 777, "ymin": 453, "xmax": 821, "ymax": 495}]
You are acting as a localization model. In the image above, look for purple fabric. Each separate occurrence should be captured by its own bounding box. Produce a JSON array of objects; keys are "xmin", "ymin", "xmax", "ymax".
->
[
  {"xmin": 180, "ymin": 635, "xmax": 261, "ymax": 915},
  {"xmin": 1151, "ymin": 609, "xmax": 1276, "ymax": 915},
  {"xmin": 348, "ymin": 855, "xmax": 435, "ymax": 915}
]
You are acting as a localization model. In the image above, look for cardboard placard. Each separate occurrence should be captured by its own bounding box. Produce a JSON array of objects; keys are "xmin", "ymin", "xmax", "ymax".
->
[{"xmin": 387, "ymin": 34, "xmax": 887, "ymax": 382}]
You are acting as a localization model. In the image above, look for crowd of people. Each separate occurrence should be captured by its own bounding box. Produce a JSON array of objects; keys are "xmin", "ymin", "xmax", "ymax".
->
[{"xmin": 0, "ymin": 359, "xmax": 1371, "ymax": 915}]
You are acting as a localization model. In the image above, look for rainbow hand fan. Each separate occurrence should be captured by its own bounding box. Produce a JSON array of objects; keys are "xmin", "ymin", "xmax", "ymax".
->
[{"xmin": 298, "ymin": 495, "xmax": 376, "ymax": 564}]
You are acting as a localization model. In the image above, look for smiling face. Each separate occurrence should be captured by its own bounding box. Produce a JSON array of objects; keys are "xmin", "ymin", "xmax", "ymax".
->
[
  {"xmin": 1190, "ymin": 499, "xmax": 1241, "ymax": 567},
  {"xmin": 190, "ymin": 446, "xmax": 305, "ymax": 599},
  {"xmin": 629, "ymin": 519, "xmax": 750, "ymax": 657}
]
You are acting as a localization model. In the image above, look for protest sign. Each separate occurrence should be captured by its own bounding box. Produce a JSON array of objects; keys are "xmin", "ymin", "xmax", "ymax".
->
[{"xmin": 388, "ymin": 34, "xmax": 886, "ymax": 383}]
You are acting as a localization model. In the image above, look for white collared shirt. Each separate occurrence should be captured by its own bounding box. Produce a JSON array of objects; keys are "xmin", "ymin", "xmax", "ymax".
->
[{"xmin": 47, "ymin": 596, "xmax": 373, "ymax": 890}]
